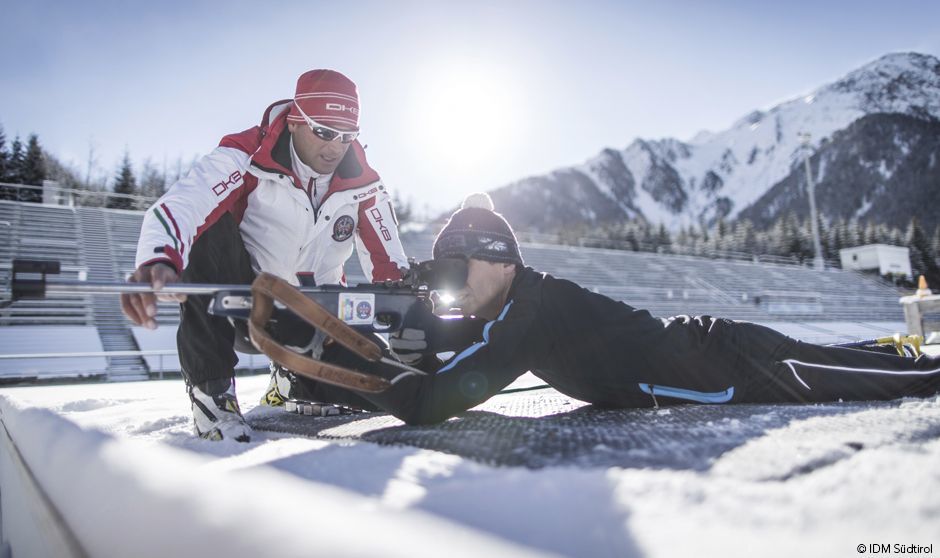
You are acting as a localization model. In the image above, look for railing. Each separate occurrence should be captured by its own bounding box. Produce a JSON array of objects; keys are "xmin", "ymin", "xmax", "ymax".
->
[
  {"xmin": 0, "ymin": 181, "xmax": 158, "ymax": 209},
  {"xmin": 684, "ymin": 275, "xmax": 743, "ymax": 306},
  {"xmin": 515, "ymin": 231, "xmax": 846, "ymax": 269},
  {"xmin": 0, "ymin": 350, "xmax": 267, "ymax": 379}
]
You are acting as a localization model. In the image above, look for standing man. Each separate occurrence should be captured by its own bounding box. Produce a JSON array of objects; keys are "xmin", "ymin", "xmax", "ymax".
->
[
  {"xmin": 361, "ymin": 194, "xmax": 940, "ymax": 424},
  {"xmin": 121, "ymin": 70, "xmax": 408, "ymax": 442}
]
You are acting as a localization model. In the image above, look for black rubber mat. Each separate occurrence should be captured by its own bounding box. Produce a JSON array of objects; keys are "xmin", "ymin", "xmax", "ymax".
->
[{"xmin": 245, "ymin": 390, "xmax": 940, "ymax": 470}]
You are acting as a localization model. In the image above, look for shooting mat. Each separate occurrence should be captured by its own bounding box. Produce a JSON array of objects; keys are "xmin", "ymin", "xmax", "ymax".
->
[{"xmin": 246, "ymin": 388, "xmax": 940, "ymax": 472}]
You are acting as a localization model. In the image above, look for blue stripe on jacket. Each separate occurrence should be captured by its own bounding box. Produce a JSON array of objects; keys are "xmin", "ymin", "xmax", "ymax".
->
[{"xmin": 437, "ymin": 301, "xmax": 514, "ymax": 374}]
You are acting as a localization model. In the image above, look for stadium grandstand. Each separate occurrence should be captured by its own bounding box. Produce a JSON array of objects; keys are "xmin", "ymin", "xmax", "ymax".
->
[{"xmin": 0, "ymin": 192, "xmax": 911, "ymax": 383}]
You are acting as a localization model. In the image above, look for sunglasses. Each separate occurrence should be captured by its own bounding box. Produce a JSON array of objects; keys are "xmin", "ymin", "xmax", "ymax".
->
[{"xmin": 293, "ymin": 101, "xmax": 360, "ymax": 144}]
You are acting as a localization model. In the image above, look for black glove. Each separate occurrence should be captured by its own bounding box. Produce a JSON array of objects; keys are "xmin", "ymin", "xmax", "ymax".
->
[
  {"xmin": 389, "ymin": 327, "xmax": 427, "ymax": 365},
  {"xmin": 389, "ymin": 300, "xmax": 487, "ymax": 365},
  {"xmin": 389, "ymin": 300, "xmax": 439, "ymax": 365}
]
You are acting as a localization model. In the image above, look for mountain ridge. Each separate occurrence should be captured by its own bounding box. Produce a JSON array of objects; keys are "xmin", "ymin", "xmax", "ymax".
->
[{"xmin": 481, "ymin": 52, "xmax": 940, "ymax": 234}]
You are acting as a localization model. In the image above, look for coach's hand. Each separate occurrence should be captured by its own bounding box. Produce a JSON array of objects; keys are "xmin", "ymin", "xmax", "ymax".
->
[{"xmin": 120, "ymin": 263, "xmax": 184, "ymax": 330}]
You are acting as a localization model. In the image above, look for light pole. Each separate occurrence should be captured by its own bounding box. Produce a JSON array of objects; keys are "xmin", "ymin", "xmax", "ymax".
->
[{"xmin": 799, "ymin": 132, "xmax": 825, "ymax": 270}]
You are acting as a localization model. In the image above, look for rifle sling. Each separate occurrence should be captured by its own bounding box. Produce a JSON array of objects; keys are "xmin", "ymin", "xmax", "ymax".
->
[{"xmin": 248, "ymin": 272, "xmax": 389, "ymax": 394}]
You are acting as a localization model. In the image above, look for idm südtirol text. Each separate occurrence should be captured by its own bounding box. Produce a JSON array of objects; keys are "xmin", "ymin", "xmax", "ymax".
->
[{"xmin": 858, "ymin": 543, "xmax": 934, "ymax": 554}]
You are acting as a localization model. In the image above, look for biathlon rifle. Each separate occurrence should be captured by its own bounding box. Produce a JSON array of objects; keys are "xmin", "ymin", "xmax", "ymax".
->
[{"xmin": 8, "ymin": 258, "xmax": 470, "ymax": 393}]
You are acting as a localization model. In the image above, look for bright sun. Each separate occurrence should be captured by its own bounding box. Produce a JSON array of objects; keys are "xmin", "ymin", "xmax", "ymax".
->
[{"xmin": 409, "ymin": 60, "xmax": 527, "ymax": 170}]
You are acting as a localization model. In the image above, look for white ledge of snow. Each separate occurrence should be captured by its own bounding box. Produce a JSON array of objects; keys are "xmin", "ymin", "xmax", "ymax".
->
[{"xmin": 0, "ymin": 396, "xmax": 548, "ymax": 558}]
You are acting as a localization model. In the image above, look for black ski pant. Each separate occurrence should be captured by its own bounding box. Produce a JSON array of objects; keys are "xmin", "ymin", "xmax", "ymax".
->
[
  {"xmin": 350, "ymin": 320, "xmax": 940, "ymax": 425},
  {"xmin": 177, "ymin": 212, "xmax": 379, "ymax": 409},
  {"xmin": 608, "ymin": 319, "xmax": 940, "ymax": 406},
  {"xmin": 177, "ymin": 212, "xmax": 254, "ymax": 392},
  {"xmin": 732, "ymin": 321, "xmax": 940, "ymax": 404}
]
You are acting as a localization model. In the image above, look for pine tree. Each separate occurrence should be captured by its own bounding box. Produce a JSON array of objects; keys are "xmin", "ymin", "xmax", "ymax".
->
[
  {"xmin": 889, "ymin": 226, "xmax": 904, "ymax": 246},
  {"xmin": 711, "ymin": 219, "xmax": 727, "ymax": 253},
  {"xmin": 828, "ymin": 220, "xmax": 844, "ymax": 260},
  {"xmin": 772, "ymin": 213, "xmax": 800, "ymax": 260},
  {"xmin": 109, "ymin": 151, "xmax": 137, "ymax": 209},
  {"xmin": 18, "ymin": 134, "xmax": 45, "ymax": 202},
  {"xmin": 674, "ymin": 227, "xmax": 689, "ymax": 255},
  {"xmin": 638, "ymin": 222, "xmax": 653, "ymax": 251},
  {"xmin": 686, "ymin": 225, "xmax": 701, "ymax": 256},
  {"xmin": 753, "ymin": 227, "xmax": 768, "ymax": 256},
  {"xmin": 8, "ymin": 136, "xmax": 24, "ymax": 185},
  {"xmin": 655, "ymin": 223, "xmax": 671, "ymax": 253},
  {"xmin": 622, "ymin": 226, "xmax": 639, "ymax": 251},
  {"xmin": 793, "ymin": 215, "xmax": 813, "ymax": 263},
  {"xmin": 863, "ymin": 221, "xmax": 878, "ymax": 245},
  {"xmin": 0, "ymin": 125, "xmax": 11, "ymax": 200},
  {"xmin": 845, "ymin": 219, "xmax": 862, "ymax": 248},
  {"xmin": 907, "ymin": 217, "xmax": 940, "ymax": 286},
  {"xmin": 876, "ymin": 224, "xmax": 888, "ymax": 245},
  {"xmin": 0, "ymin": 124, "xmax": 8, "ymax": 182},
  {"xmin": 2, "ymin": 136, "xmax": 27, "ymax": 201},
  {"xmin": 22, "ymin": 135, "xmax": 45, "ymax": 185}
]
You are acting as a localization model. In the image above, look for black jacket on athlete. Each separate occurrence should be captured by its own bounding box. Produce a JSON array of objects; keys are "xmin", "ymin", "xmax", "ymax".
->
[{"xmin": 357, "ymin": 267, "xmax": 940, "ymax": 425}]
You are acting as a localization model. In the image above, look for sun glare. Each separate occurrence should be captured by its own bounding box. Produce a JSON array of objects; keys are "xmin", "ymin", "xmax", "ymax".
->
[{"xmin": 409, "ymin": 60, "xmax": 527, "ymax": 170}]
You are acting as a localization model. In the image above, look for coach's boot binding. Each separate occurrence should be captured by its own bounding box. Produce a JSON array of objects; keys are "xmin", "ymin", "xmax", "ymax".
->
[{"xmin": 188, "ymin": 378, "xmax": 251, "ymax": 442}]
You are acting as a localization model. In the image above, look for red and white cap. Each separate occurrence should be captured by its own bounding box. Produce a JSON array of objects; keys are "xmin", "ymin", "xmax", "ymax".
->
[{"xmin": 287, "ymin": 69, "xmax": 360, "ymax": 130}]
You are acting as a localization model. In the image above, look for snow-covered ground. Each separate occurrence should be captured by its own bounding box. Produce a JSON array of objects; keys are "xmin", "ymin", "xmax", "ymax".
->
[{"xmin": 2, "ymin": 348, "xmax": 939, "ymax": 557}]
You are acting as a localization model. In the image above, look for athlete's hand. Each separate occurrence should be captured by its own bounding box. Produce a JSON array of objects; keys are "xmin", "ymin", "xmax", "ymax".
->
[
  {"xmin": 389, "ymin": 328, "xmax": 427, "ymax": 365},
  {"xmin": 120, "ymin": 263, "xmax": 184, "ymax": 330}
]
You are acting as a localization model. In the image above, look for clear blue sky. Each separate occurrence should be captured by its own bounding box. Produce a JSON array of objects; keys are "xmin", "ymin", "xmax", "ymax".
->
[{"xmin": 2, "ymin": 0, "xmax": 938, "ymax": 215}]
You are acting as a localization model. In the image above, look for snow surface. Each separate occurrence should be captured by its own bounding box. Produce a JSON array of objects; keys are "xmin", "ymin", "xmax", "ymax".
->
[{"xmin": 2, "ymin": 343, "xmax": 939, "ymax": 558}]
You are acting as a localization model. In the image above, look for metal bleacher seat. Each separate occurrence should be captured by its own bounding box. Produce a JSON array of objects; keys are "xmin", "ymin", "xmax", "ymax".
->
[
  {"xmin": 104, "ymin": 210, "xmax": 145, "ymax": 281},
  {"xmin": 96, "ymin": 209, "xmax": 182, "ymax": 327},
  {"xmin": 513, "ymin": 241, "xmax": 903, "ymax": 322},
  {"xmin": 0, "ymin": 201, "xmax": 94, "ymax": 327}
]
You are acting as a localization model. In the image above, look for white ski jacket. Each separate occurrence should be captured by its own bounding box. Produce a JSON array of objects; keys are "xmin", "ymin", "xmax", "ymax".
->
[{"xmin": 135, "ymin": 100, "xmax": 408, "ymax": 286}]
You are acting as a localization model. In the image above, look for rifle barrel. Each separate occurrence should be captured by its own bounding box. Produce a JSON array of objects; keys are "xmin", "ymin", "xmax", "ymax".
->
[
  {"xmin": 38, "ymin": 279, "xmax": 250, "ymax": 296},
  {"xmin": 32, "ymin": 279, "xmax": 417, "ymax": 297}
]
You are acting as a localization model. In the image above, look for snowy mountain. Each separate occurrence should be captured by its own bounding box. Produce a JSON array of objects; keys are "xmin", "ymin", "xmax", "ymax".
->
[
  {"xmin": 488, "ymin": 52, "xmax": 940, "ymax": 232},
  {"xmin": 738, "ymin": 112, "xmax": 940, "ymax": 231}
]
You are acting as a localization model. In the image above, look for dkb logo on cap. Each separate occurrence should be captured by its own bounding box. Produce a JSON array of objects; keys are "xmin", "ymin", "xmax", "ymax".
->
[{"xmin": 287, "ymin": 69, "xmax": 360, "ymax": 130}]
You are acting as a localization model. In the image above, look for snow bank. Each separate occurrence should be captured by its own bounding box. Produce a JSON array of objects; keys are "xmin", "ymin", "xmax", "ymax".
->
[
  {"xmin": 2, "ymin": 357, "xmax": 938, "ymax": 558},
  {"xmin": 0, "ymin": 396, "xmax": 546, "ymax": 558}
]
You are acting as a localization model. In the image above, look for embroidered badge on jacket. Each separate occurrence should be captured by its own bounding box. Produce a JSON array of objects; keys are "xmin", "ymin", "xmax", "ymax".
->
[{"xmin": 332, "ymin": 215, "xmax": 355, "ymax": 241}]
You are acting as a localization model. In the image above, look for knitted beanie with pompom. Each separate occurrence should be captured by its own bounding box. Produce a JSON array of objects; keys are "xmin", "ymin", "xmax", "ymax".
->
[{"xmin": 432, "ymin": 193, "xmax": 523, "ymax": 266}]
